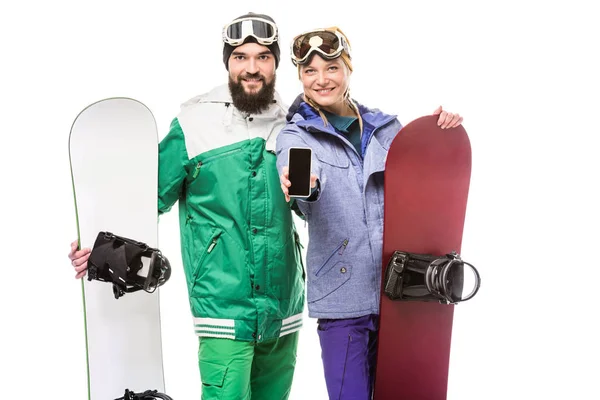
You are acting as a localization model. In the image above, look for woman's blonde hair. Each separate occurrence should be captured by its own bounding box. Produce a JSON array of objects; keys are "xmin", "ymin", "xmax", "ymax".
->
[{"xmin": 298, "ymin": 27, "xmax": 363, "ymax": 134}]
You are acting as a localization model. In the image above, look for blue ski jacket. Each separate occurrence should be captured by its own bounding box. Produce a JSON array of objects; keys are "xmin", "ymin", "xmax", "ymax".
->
[{"xmin": 276, "ymin": 96, "xmax": 403, "ymax": 319}]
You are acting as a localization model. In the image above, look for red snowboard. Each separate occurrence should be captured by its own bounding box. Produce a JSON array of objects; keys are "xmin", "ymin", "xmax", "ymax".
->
[{"xmin": 373, "ymin": 115, "xmax": 472, "ymax": 400}]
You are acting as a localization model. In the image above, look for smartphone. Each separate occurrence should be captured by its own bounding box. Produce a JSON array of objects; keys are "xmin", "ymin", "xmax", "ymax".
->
[{"xmin": 287, "ymin": 147, "xmax": 312, "ymax": 198}]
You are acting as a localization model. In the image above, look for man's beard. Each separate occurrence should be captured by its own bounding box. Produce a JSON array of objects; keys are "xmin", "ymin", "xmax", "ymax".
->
[{"xmin": 229, "ymin": 73, "xmax": 276, "ymax": 114}]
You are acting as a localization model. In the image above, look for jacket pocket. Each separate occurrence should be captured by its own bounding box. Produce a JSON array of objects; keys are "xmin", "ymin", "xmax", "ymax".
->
[
  {"xmin": 189, "ymin": 147, "xmax": 244, "ymax": 182},
  {"xmin": 190, "ymin": 228, "xmax": 223, "ymax": 295},
  {"xmin": 202, "ymin": 147, "xmax": 243, "ymax": 164},
  {"xmin": 190, "ymin": 228, "xmax": 249, "ymax": 300},
  {"xmin": 314, "ymin": 149, "xmax": 349, "ymax": 168},
  {"xmin": 308, "ymin": 238, "xmax": 351, "ymax": 303},
  {"xmin": 315, "ymin": 238, "xmax": 348, "ymax": 276}
]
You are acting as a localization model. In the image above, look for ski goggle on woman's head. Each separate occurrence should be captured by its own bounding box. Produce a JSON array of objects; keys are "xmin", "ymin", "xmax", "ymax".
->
[
  {"xmin": 290, "ymin": 28, "xmax": 352, "ymax": 66},
  {"xmin": 222, "ymin": 17, "xmax": 278, "ymax": 46}
]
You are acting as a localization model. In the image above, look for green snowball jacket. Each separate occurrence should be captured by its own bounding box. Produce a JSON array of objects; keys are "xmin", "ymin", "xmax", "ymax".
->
[{"xmin": 157, "ymin": 85, "xmax": 305, "ymax": 342}]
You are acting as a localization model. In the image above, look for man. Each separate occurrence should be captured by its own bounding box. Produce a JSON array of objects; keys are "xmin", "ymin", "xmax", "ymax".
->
[{"xmin": 69, "ymin": 12, "xmax": 305, "ymax": 400}]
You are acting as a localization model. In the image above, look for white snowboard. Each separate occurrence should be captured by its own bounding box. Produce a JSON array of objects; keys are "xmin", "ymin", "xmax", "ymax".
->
[{"xmin": 69, "ymin": 98, "xmax": 165, "ymax": 399}]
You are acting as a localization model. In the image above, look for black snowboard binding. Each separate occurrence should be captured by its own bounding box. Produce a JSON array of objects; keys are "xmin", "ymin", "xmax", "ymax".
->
[
  {"xmin": 115, "ymin": 389, "xmax": 173, "ymax": 400},
  {"xmin": 383, "ymin": 250, "xmax": 480, "ymax": 304},
  {"xmin": 87, "ymin": 231, "xmax": 171, "ymax": 299}
]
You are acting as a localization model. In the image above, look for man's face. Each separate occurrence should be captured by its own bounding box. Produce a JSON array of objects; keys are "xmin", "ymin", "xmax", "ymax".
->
[{"xmin": 228, "ymin": 42, "xmax": 277, "ymax": 114}]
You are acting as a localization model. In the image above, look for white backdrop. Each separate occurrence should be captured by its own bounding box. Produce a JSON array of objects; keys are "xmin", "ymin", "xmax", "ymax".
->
[{"xmin": 1, "ymin": 0, "xmax": 598, "ymax": 399}]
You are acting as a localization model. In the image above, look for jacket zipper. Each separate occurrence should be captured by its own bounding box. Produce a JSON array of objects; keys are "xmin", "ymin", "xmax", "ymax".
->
[
  {"xmin": 207, "ymin": 237, "xmax": 218, "ymax": 253},
  {"xmin": 191, "ymin": 230, "xmax": 221, "ymax": 291},
  {"xmin": 192, "ymin": 162, "xmax": 202, "ymax": 179},
  {"xmin": 293, "ymin": 231, "xmax": 306, "ymax": 281},
  {"xmin": 338, "ymin": 239, "xmax": 349, "ymax": 255}
]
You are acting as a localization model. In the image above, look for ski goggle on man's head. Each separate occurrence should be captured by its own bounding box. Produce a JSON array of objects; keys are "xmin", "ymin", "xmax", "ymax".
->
[
  {"xmin": 222, "ymin": 17, "xmax": 278, "ymax": 46},
  {"xmin": 290, "ymin": 28, "xmax": 351, "ymax": 66}
]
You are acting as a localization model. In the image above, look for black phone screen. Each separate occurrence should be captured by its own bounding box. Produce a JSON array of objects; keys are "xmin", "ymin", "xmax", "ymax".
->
[{"xmin": 288, "ymin": 147, "xmax": 312, "ymax": 197}]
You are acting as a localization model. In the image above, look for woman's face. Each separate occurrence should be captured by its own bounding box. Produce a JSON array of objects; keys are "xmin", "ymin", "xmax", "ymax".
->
[{"xmin": 299, "ymin": 55, "xmax": 351, "ymax": 115}]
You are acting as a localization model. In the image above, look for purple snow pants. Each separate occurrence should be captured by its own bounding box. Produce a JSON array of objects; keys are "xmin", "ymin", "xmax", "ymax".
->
[{"xmin": 317, "ymin": 314, "xmax": 379, "ymax": 400}]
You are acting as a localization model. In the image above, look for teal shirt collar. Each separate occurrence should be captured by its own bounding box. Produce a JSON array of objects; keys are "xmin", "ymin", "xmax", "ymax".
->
[{"xmin": 323, "ymin": 110, "xmax": 357, "ymax": 133}]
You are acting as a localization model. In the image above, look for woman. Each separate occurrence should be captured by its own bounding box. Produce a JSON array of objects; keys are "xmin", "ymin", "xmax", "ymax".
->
[{"xmin": 276, "ymin": 27, "xmax": 463, "ymax": 400}]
